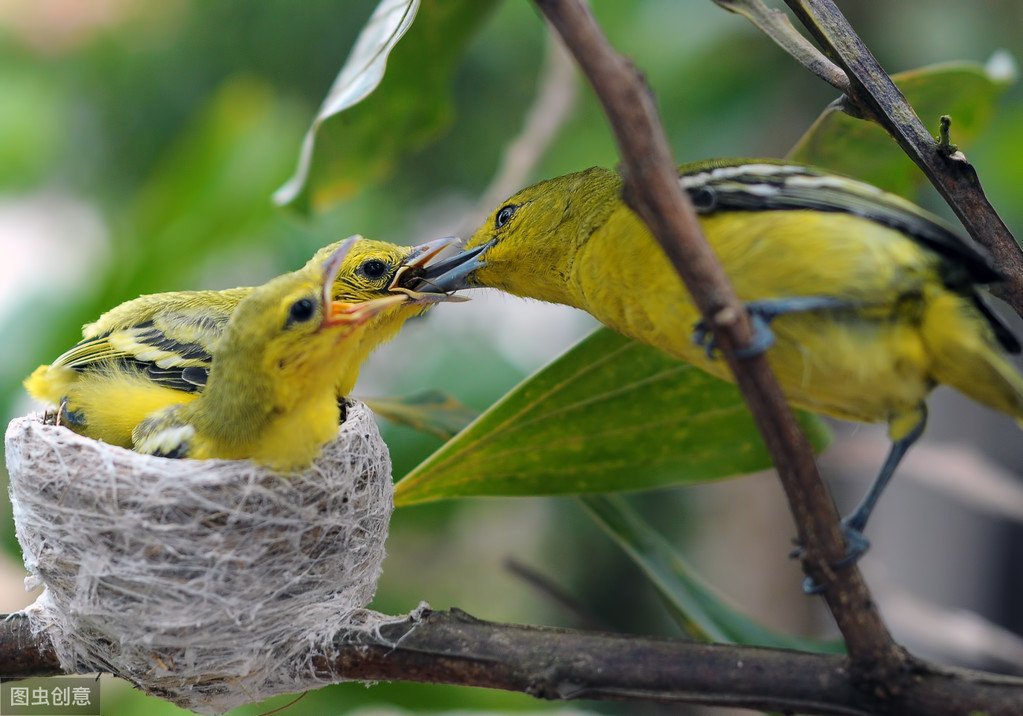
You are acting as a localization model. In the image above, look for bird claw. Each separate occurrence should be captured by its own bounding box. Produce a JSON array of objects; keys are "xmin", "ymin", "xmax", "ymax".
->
[
  {"xmin": 694, "ymin": 296, "xmax": 855, "ymax": 361},
  {"xmin": 691, "ymin": 321, "xmax": 718, "ymax": 358},
  {"xmin": 795, "ymin": 521, "xmax": 872, "ymax": 594},
  {"xmin": 801, "ymin": 575, "xmax": 828, "ymax": 595},
  {"xmin": 833, "ymin": 524, "xmax": 871, "ymax": 568},
  {"xmin": 691, "ymin": 307, "xmax": 777, "ymax": 360},
  {"xmin": 56, "ymin": 398, "xmax": 87, "ymax": 428}
]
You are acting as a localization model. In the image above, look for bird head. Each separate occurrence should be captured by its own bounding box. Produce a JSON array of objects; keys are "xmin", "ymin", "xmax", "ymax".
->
[
  {"xmin": 194, "ymin": 240, "xmax": 414, "ymax": 466},
  {"xmin": 306, "ymin": 235, "xmax": 466, "ymax": 306},
  {"xmin": 405, "ymin": 167, "xmax": 621, "ymax": 303},
  {"xmin": 219, "ymin": 239, "xmax": 408, "ymax": 394},
  {"xmin": 302, "ymin": 235, "xmax": 469, "ymax": 396}
]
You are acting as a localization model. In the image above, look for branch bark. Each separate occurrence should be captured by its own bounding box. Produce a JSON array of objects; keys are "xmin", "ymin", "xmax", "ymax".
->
[
  {"xmin": 531, "ymin": 0, "xmax": 904, "ymax": 682},
  {"xmin": 5, "ymin": 609, "xmax": 1023, "ymax": 715},
  {"xmin": 781, "ymin": 0, "xmax": 1023, "ymax": 317},
  {"xmin": 0, "ymin": 613, "xmax": 61, "ymax": 678}
]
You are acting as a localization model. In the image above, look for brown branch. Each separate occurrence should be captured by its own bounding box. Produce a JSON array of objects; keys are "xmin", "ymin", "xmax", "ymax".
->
[
  {"xmin": 6, "ymin": 608, "xmax": 1023, "ymax": 715},
  {"xmin": 320, "ymin": 609, "xmax": 875, "ymax": 714},
  {"xmin": 0, "ymin": 613, "xmax": 61, "ymax": 677},
  {"xmin": 783, "ymin": 0, "xmax": 1023, "ymax": 317},
  {"xmin": 531, "ymin": 0, "xmax": 903, "ymax": 680}
]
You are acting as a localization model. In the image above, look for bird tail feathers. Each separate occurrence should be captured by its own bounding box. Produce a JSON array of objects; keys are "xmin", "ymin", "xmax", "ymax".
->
[{"xmin": 924, "ymin": 291, "xmax": 1023, "ymax": 422}]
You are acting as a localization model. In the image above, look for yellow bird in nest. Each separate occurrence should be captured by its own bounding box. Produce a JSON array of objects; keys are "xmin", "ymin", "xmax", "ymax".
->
[
  {"xmin": 26, "ymin": 236, "xmax": 459, "ymax": 449},
  {"xmin": 130, "ymin": 238, "xmax": 417, "ymax": 468}
]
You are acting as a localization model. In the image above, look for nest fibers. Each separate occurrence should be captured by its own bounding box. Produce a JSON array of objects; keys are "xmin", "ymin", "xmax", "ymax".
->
[{"xmin": 6, "ymin": 400, "xmax": 397, "ymax": 714}]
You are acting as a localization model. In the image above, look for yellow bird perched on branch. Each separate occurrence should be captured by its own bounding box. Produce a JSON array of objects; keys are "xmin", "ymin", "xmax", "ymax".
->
[
  {"xmin": 26, "ymin": 236, "xmax": 459, "ymax": 448},
  {"xmin": 413, "ymin": 159, "xmax": 1023, "ymax": 577},
  {"xmin": 130, "ymin": 239, "xmax": 409, "ymax": 468}
]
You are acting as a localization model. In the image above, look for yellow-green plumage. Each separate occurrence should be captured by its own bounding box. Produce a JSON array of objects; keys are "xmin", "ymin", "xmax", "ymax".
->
[
  {"xmin": 416, "ymin": 160, "xmax": 1023, "ymax": 564},
  {"xmin": 451, "ymin": 163, "xmax": 1023, "ymax": 435},
  {"xmin": 131, "ymin": 241, "xmax": 408, "ymax": 469},
  {"xmin": 25, "ymin": 237, "xmax": 450, "ymax": 447}
]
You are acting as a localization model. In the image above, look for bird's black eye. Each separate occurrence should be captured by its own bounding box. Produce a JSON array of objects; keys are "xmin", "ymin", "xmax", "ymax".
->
[
  {"xmin": 495, "ymin": 204, "xmax": 518, "ymax": 229},
  {"xmin": 359, "ymin": 258, "xmax": 389, "ymax": 280},
  {"xmin": 287, "ymin": 298, "xmax": 316, "ymax": 324}
]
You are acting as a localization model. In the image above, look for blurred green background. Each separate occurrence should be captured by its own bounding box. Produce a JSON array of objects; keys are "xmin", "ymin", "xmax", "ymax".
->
[{"xmin": 2, "ymin": 1, "xmax": 1023, "ymax": 714}]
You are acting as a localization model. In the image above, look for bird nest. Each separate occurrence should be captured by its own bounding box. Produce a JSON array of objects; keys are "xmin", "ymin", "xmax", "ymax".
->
[{"xmin": 5, "ymin": 400, "xmax": 395, "ymax": 714}]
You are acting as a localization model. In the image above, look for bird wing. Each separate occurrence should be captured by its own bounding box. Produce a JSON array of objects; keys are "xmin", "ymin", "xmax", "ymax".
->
[
  {"xmin": 678, "ymin": 160, "xmax": 1018, "ymax": 354},
  {"xmin": 679, "ymin": 161, "xmax": 999, "ymax": 284},
  {"xmin": 52, "ymin": 291, "xmax": 248, "ymax": 393},
  {"xmin": 132, "ymin": 409, "xmax": 195, "ymax": 458}
]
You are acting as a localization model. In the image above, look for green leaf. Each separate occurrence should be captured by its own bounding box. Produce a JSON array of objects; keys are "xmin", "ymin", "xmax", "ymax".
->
[
  {"xmin": 365, "ymin": 389, "xmax": 479, "ymax": 440},
  {"xmin": 393, "ymin": 328, "xmax": 831, "ymax": 506},
  {"xmin": 579, "ymin": 494, "xmax": 844, "ymax": 653},
  {"xmin": 788, "ymin": 59, "xmax": 1014, "ymax": 196},
  {"xmin": 274, "ymin": 0, "xmax": 501, "ymax": 213}
]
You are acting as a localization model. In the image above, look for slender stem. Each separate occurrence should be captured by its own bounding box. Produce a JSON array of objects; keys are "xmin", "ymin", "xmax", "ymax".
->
[
  {"xmin": 783, "ymin": 0, "xmax": 1023, "ymax": 317},
  {"xmin": 531, "ymin": 0, "xmax": 903, "ymax": 678}
]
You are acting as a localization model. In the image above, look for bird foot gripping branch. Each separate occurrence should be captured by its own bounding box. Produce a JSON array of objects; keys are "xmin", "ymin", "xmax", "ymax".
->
[{"xmin": 692, "ymin": 296, "xmax": 857, "ymax": 359}]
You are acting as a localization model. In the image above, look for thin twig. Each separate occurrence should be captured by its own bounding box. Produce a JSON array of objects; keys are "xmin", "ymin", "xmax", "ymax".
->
[
  {"xmin": 869, "ymin": 572, "xmax": 1023, "ymax": 674},
  {"xmin": 531, "ymin": 0, "xmax": 903, "ymax": 680},
  {"xmin": 782, "ymin": 0, "xmax": 1023, "ymax": 318},
  {"xmin": 503, "ymin": 557, "xmax": 610, "ymax": 632}
]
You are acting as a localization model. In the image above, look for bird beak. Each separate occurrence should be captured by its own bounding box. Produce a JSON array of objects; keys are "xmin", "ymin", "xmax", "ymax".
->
[
  {"xmin": 403, "ymin": 236, "xmax": 460, "ymax": 268},
  {"xmin": 389, "ymin": 236, "xmax": 472, "ymax": 304},
  {"xmin": 402, "ymin": 238, "xmax": 496, "ymax": 295},
  {"xmin": 324, "ymin": 294, "xmax": 410, "ymax": 329}
]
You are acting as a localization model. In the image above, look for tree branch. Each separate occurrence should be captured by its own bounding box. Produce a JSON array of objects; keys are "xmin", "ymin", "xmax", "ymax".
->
[
  {"xmin": 531, "ymin": 0, "xmax": 903, "ymax": 680},
  {"xmin": 6, "ymin": 608, "xmax": 1023, "ymax": 715},
  {"xmin": 782, "ymin": 0, "xmax": 1023, "ymax": 317},
  {"xmin": 0, "ymin": 613, "xmax": 61, "ymax": 678}
]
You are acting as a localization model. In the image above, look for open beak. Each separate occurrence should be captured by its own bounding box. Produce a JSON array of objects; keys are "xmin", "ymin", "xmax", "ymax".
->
[
  {"xmin": 402, "ymin": 238, "xmax": 496, "ymax": 296},
  {"xmin": 404, "ymin": 236, "xmax": 460, "ymax": 268},
  {"xmin": 324, "ymin": 294, "xmax": 410, "ymax": 329},
  {"xmin": 389, "ymin": 237, "xmax": 475, "ymax": 304}
]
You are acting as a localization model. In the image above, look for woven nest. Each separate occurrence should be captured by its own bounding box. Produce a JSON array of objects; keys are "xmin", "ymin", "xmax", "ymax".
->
[{"xmin": 5, "ymin": 401, "xmax": 395, "ymax": 714}]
